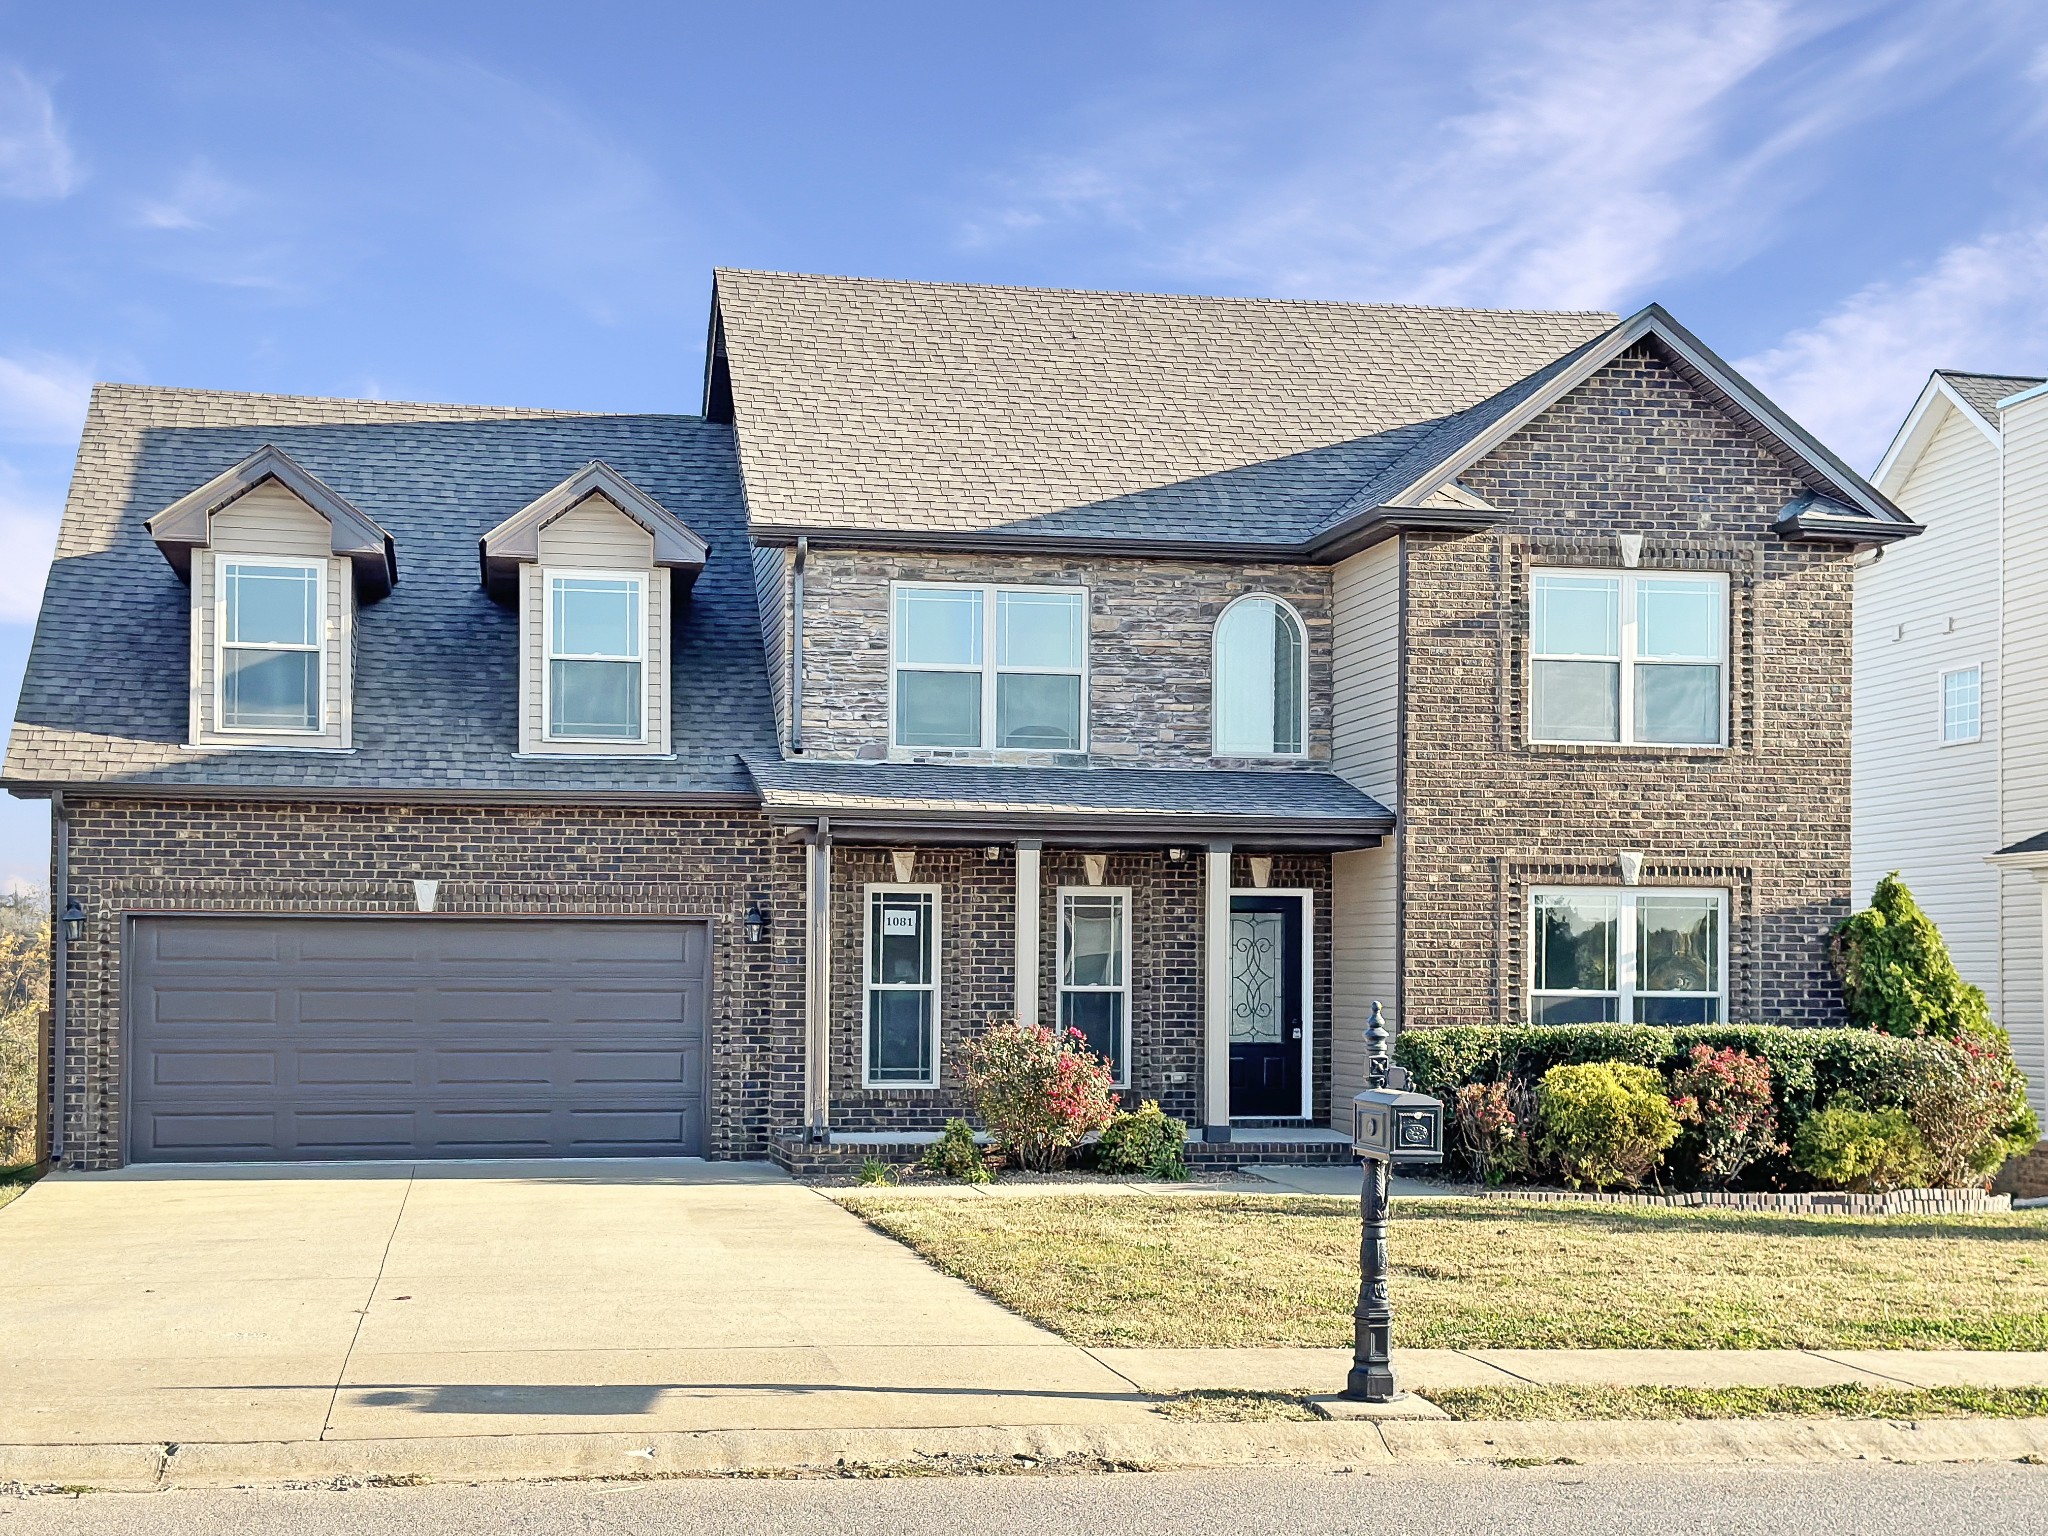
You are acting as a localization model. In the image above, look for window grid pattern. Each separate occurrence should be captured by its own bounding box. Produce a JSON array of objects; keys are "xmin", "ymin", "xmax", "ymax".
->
[
  {"xmin": 218, "ymin": 558, "xmax": 323, "ymax": 733},
  {"xmin": 544, "ymin": 571, "xmax": 646, "ymax": 743},
  {"xmin": 865, "ymin": 885, "xmax": 940, "ymax": 1087},
  {"xmin": 1058, "ymin": 888, "xmax": 1130, "ymax": 1084},
  {"xmin": 1941, "ymin": 666, "xmax": 1982, "ymax": 745}
]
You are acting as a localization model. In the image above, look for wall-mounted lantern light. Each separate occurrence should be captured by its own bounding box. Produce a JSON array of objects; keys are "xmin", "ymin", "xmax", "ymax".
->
[
  {"xmin": 60, "ymin": 898, "xmax": 86, "ymax": 944},
  {"xmin": 742, "ymin": 902, "xmax": 769, "ymax": 946}
]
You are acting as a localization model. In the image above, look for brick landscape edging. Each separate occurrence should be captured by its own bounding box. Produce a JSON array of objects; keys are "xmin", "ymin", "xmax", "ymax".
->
[{"xmin": 1478, "ymin": 1186, "xmax": 2012, "ymax": 1216}]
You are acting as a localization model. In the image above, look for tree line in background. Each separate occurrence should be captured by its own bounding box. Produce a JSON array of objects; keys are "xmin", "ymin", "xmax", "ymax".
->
[{"xmin": 0, "ymin": 892, "xmax": 46, "ymax": 1168}]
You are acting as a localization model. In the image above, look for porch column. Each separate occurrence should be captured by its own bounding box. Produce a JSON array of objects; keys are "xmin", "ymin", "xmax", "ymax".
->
[
  {"xmin": 804, "ymin": 817, "xmax": 833, "ymax": 1137},
  {"xmin": 1014, "ymin": 839, "xmax": 1042, "ymax": 1027},
  {"xmin": 1204, "ymin": 841, "xmax": 1233, "ymax": 1141}
]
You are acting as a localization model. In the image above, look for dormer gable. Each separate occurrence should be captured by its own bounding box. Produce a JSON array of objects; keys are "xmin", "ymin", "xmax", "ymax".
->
[
  {"xmin": 478, "ymin": 460, "xmax": 708, "ymax": 604},
  {"xmin": 146, "ymin": 444, "xmax": 396, "ymax": 601}
]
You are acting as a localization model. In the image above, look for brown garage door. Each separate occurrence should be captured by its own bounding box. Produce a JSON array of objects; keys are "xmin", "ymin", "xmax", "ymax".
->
[{"xmin": 128, "ymin": 916, "xmax": 708, "ymax": 1163}]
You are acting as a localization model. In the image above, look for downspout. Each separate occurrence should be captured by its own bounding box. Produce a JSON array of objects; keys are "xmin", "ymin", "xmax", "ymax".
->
[
  {"xmin": 790, "ymin": 537, "xmax": 807, "ymax": 754},
  {"xmin": 805, "ymin": 813, "xmax": 832, "ymax": 1139},
  {"xmin": 48, "ymin": 790, "xmax": 66, "ymax": 1167}
]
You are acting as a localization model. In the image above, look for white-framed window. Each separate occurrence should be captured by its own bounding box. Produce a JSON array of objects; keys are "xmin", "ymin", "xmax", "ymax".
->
[
  {"xmin": 543, "ymin": 569, "xmax": 646, "ymax": 743},
  {"xmin": 1530, "ymin": 887, "xmax": 1727, "ymax": 1026},
  {"xmin": 1058, "ymin": 887, "xmax": 1130, "ymax": 1084},
  {"xmin": 864, "ymin": 885, "xmax": 940, "ymax": 1087},
  {"xmin": 890, "ymin": 582, "xmax": 1087, "ymax": 751},
  {"xmin": 217, "ymin": 556, "xmax": 325, "ymax": 733},
  {"xmin": 1212, "ymin": 594, "xmax": 1307, "ymax": 757},
  {"xmin": 1940, "ymin": 665, "xmax": 1982, "ymax": 745},
  {"xmin": 1530, "ymin": 569, "xmax": 1727, "ymax": 746}
]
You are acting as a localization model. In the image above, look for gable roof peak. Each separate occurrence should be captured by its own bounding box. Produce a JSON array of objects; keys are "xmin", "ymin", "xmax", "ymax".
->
[{"xmin": 478, "ymin": 458, "xmax": 710, "ymax": 601}]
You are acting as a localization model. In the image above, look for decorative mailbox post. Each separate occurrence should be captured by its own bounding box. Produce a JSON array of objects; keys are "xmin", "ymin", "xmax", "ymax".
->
[{"xmin": 1344, "ymin": 1000, "xmax": 1444, "ymax": 1403}]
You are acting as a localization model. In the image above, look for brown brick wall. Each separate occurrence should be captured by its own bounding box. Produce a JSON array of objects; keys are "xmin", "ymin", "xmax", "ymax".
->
[
  {"xmin": 54, "ymin": 798, "xmax": 806, "ymax": 1169},
  {"xmin": 795, "ymin": 549, "xmax": 1333, "ymax": 767},
  {"xmin": 824, "ymin": 847, "xmax": 1331, "ymax": 1132},
  {"xmin": 1399, "ymin": 343, "xmax": 1853, "ymax": 1027}
]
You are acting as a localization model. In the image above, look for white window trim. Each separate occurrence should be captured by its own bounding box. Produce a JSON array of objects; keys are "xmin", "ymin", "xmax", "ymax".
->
[
  {"xmin": 1210, "ymin": 592, "xmax": 1310, "ymax": 760},
  {"xmin": 1938, "ymin": 662, "xmax": 1984, "ymax": 746},
  {"xmin": 862, "ymin": 882, "xmax": 942, "ymax": 1090},
  {"xmin": 1529, "ymin": 568, "xmax": 1729, "ymax": 748},
  {"xmin": 214, "ymin": 554, "xmax": 327, "ymax": 737},
  {"xmin": 541, "ymin": 566, "xmax": 650, "ymax": 746},
  {"xmin": 1227, "ymin": 886, "xmax": 1315, "ymax": 1121},
  {"xmin": 1528, "ymin": 885, "xmax": 1729, "ymax": 1026},
  {"xmin": 1056, "ymin": 885, "xmax": 1132, "ymax": 1088},
  {"xmin": 888, "ymin": 580, "xmax": 1090, "ymax": 754}
]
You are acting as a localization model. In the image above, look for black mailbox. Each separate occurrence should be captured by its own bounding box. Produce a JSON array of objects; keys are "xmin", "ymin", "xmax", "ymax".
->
[{"xmin": 1352, "ymin": 1087, "xmax": 1445, "ymax": 1164}]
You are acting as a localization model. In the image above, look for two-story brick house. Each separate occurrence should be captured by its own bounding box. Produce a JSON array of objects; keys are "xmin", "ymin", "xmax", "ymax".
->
[{"xmin": 3, "ymin": 272, "xmax": 1917, "ymax": 1171}]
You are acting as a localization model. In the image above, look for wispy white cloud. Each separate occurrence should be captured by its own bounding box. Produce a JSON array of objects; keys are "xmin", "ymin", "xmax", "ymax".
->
[
  {"xmin": 0, "ymin": 351, "xmax": 92, "ymax": 445},
  {"xmin": 134, "ymin": 158, "xmax": 249, "ymax": 231},
  {"xmin": 957, "ymin": 1, "xmax": 1988, "ymax": 311},
  {"xmin": 1741, "ymin": 222, "xmax": 2048, "ymax": 469},
  {"xmin": 0, "ymin": 64, "xmax": 77, "ymax": 199},
  {"xmin": 0, "ymin": 464, "xmax": 61, "ymax": 623}
]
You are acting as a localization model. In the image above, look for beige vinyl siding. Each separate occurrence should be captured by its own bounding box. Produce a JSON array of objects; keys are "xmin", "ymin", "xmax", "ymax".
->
[
  {"xmin": 1329, "ymin": 537, "xmax": 1402, "ymax": 1124},
  {"xmin": 752, "ymin": 543, "xmax": 790, "ymax": 747},
  {"xmin": 1330, "ymin": 840, "xmax": 1399, "ymax": 1128},
  {"xmin": 1331, "ymin": 538, "xmax": 1402, "ymax": 806},
  {"xmin": 2002, "ymin": 392, "xmax": 2048, "ymax": 1114},
  {"xmin": 190, "ymin": 483, "xmax": 351, "ymax": 750},
  {"xmin": 521, "ymin": 494, "xmax": 668, "ymax": 756},
  {"xmin": 1852, "ymin": 402, "xmax": 2002, "ymax": 1008}
]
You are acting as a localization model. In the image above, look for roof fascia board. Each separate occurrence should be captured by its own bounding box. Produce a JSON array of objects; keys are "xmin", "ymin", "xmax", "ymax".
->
[
  {"xmin": 1999, "ymin": 380, "xmax": 2048, "ymax": 410},
  {"xmin": 2, "ymin": 778, "xmax": 761, "ymax": 808},
  {"xmin": 144, "ymin": 445, "xmax": 397, "ymax": 599},
  {"xmin": 480, "ymin": 459, "xmax": 710, "ymax": 599},
  {"xmin": 1874, "ymin": 375, "xmax": 1998, "ymax": 497},
  {"xmin": 1378, "ymin": 304, "xmax": 1911, "ymax": 529}
]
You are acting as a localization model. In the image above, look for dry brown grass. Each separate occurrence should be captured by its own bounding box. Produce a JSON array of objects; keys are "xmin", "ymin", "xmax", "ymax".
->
[{"xmin": 841, "ymin": 1193, "xmax": 2048, "ymax": 1350}]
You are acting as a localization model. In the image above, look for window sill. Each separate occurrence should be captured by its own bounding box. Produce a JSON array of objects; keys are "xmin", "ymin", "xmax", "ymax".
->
[
  {"xmin": 1523, "ymin": 740, "xmax": 1730, "ymax": 757},
  {"xmin": 515, "ymin": 751, "xmax": 677, "ymax": 761},
  {"xmin": 181, "ymin": 741, "xmax": 354, "ymax": 754},
  {"xmin": 859, "ymin": 1082, "xmax": 940, "ymax": 1093}
]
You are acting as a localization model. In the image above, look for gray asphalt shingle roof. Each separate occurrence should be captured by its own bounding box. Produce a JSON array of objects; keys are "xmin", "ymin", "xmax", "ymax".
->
[
  {"xmin": 1939, "ymin": 371, "xmax": 2046, "ymax": 427},
  {"xmin": 743, "ymin": 754, "xmax": 1394, "ymax": 830},
  {"xmin": 712, "ymin": 269, "xmax": 1618, "ymax": 546},
  {"xmin": 4, "ymin": 385, "xmax": 775, "ymax": 795}
]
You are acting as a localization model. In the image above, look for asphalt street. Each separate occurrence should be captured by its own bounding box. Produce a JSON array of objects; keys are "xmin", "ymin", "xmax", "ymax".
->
[{"xmin": 5, "ymin": 1461, "xmax": 2047, "ymax": 1535}]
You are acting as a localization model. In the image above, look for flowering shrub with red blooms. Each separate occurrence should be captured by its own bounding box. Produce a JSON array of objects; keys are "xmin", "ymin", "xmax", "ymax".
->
[
  {"xmin": 1904, "ymin": 1036, "xmax": 2036, "ymax": 1186},
  {"xmin": 1453, "ymin": 1079, "xmax": 1531, "ymax": 1186},
  {"xmin": 962, "ymin": 1019, "xmax": 1119, "ymax": 1172},
  {"xmin": 1668, "ymin": 1045, "xmax": 1783, "ymax": 1189}
]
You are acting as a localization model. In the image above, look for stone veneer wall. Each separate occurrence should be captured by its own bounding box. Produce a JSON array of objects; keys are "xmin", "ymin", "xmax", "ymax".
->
[
  {"xmin": 1397, "ymin": 342, "xmax": 1855, "ymax": 1027},
  {"xmin": 825, "ymin": 847, "xmax": 1331, "ymax": 1132},
  {"xmin": 793, "ymin": 550, "xmax": 1333, "ymax": 767},
  {"xmin": 54, "ymin": 798, "xmax": 806, "ymax": 1169}
]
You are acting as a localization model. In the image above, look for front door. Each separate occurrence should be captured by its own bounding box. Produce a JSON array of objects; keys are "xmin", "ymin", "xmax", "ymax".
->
[{"xmin": 1229, "ymin": 893, "xmax": 1304, "ymax": 1118}]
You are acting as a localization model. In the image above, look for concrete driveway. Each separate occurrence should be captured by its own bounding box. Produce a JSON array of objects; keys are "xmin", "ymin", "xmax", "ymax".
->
[{"xmin": 0, "ymin": 1162, "xmax": 1152, "ymax": 1445}]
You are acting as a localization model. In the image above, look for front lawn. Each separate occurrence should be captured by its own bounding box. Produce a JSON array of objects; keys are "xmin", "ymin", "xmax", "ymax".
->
[
  {"xmin": 839, "ymin": 1193, "xmax": 2048, "ymax": 1350},
  {"xmin": 0, "ymin": 1163, "xmax": 35, "ymax": 1215}
]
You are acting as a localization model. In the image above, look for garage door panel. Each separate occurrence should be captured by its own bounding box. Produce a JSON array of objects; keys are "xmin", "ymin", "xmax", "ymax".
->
[{"xmin": 130, "ymin": 918, "xmax": 707, "ymax": 1162}]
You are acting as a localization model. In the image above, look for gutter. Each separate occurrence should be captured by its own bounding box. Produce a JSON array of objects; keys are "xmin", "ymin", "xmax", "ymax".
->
[
  {"xmin": 48, "ymin": 790, "xmax": 66, "ymax": 1167},
  {"xmin": 3, "ymin": 781, "xmax": 764, "ymax": 809},
  {"xmin": 790, "ymin": 536, "xmax": 807, "ymax": 753}
]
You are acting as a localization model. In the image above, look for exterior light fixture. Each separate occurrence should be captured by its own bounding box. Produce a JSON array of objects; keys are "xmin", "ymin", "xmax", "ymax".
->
[
  {"xmin": 983, "ymin": 845, "xmax": 1002, "ymax": 862},
  {"xmin": 1166, "ymin": 847, "xmax": 1187, "ymax": 863},
  {"xmin": 60, "ymin": 898, "xmax": 86, "ymax": 944},
  {"xmin": 742, "ymin": 902, "xmax": 769, "ymax": 945}
]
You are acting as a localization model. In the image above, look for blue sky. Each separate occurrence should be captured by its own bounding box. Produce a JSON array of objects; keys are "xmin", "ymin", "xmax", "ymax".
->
[{"xmin": 4, "ymin": 0, "xmax": 2048, "ymax": 890}]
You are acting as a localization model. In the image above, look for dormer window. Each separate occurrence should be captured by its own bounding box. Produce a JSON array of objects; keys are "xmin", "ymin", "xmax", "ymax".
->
[
  {"xmin": 145, "ymin": 444, "xmax": 393, "ymax": 752},
  {"xmin": 545, "ymin": 571, "xmax": 646, "ymax": 742},
  {"xmin": 220, "ymin": 558, "xmax": 324, "ymax": 732},
  {"xmin": 481, "ymin": 460, "xmax": 709, "ymax": 759}
]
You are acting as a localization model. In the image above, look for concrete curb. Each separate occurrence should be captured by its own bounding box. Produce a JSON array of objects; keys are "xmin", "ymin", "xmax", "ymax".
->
[{"xmin": 6, "ymin": 1416, "xmax": 2047, "ymax": 1492}]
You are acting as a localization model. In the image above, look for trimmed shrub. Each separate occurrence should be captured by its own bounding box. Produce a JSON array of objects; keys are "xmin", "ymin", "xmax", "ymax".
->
[
  {"xmin": 1792, "ymin": 1100, "xmax": 1926, "ymax": 1192},
  {"xmin": 1535, "ymin": 1062, "xmax": 1680, "ymax": 1191},
  {"xmin": 1832, "ymin": 874, "xmax": 1998, "ymax": 1042},
  {"xmin": 1902, "ymin": 1038, "xmax": 2039, "ymax": 1186},
  {"xmin": 962, "ymin": 1020, "xmax": 1119, "ymax": 1172},
  {"xmin": 918, "ymin": 1118, "xmax": 992, "ymax": 1183},
  {"xmin": 1096, "ymin": 1101, "xmax": 1188, "ymax": 1179},
  {"xmin": 1452, "ymin": 1079, "xmax": 1532, "ymax": 1187},
  {"xmin": 1669, "ymin": 1046, "xmax": 1783, "ymax": 1190}
]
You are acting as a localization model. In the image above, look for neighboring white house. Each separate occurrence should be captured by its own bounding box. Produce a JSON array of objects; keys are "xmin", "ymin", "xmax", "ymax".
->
[{"xmin": 1857, "ymin": 369, "xmax": 2048, "ymax": 1118}]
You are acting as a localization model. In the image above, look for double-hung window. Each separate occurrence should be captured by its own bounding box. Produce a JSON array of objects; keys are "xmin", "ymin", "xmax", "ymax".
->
[
  {"xmin": 865, "ymin": 886, "xmax": 939, "ymax": 1086},
  {"xmin": 1531, "ymin": 570, "xmax": 1726, "ymax": 745},
  {"xmin": 218, "ymin": 558, "xmax": 323, "ymax": 732},
  {"xmin": 1940, "ymin": 666, "xmax": 1982, "ymax": 745},
  {"xmin": 1530, "ymin": 887, "xmax": 1726, "ymax": 1025},
  {"xmin": 892, "ymin": 583, "xmax": 1087, "ymax": 751},
  {"xmin": 1058, "ymin": 888, "xmax": 1129, "ymax": 1083},
  {"xmin": 545, "ymin": 571, "xmax": 645, "ymax": 742}
]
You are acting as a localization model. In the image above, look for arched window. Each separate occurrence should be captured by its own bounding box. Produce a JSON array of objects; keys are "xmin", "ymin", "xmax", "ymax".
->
[{"xmin": 1213, "ymin": 595, "xmax": 1306, "ymax": 756}]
